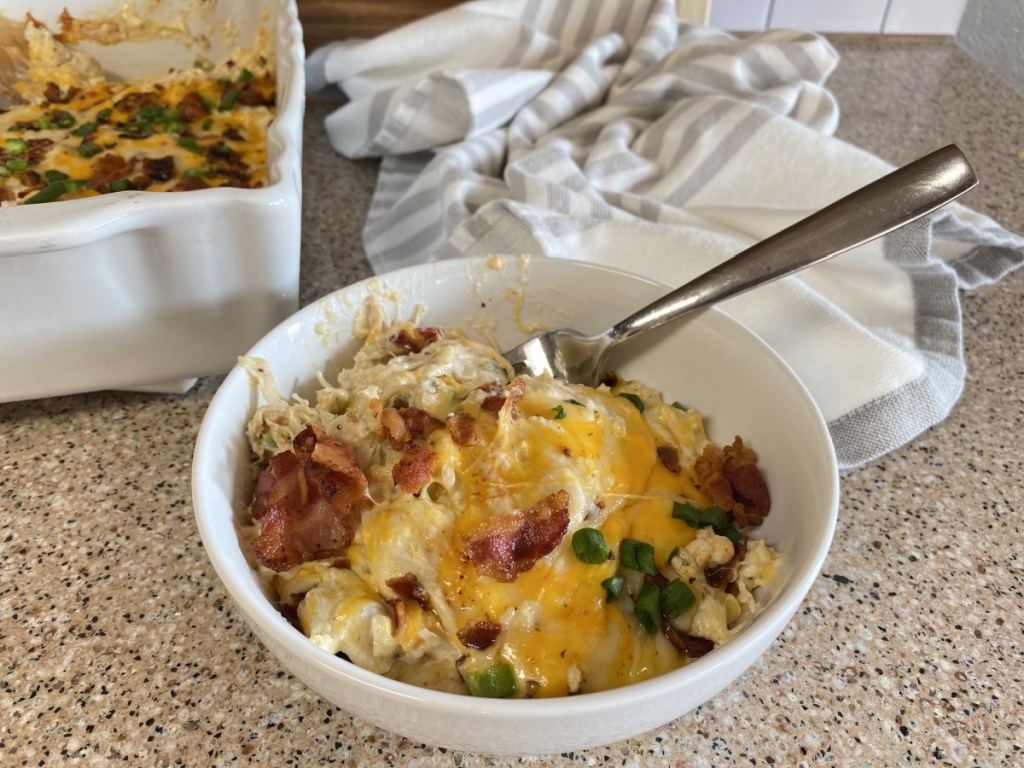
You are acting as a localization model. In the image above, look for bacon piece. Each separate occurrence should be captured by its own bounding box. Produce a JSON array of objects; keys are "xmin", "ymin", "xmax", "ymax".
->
[
  {"xmin": 386, "ymin": 573, "xmax": 431, "ymax": 609},
  {"xmin": 176, "ymin": 91, "xmax": 209, "ymax": 122},
  {"xmin": 172, "ymin": 176, "xmax": 209, "ymax": 192},
  {"xmin": 657, "ymin": 446, "xmax": 680, "ymax": 474},
  {"xmin": 465, "ymin": 490, "xmax": 570, "ymax": 582},
  {"xmin": 390, "ymin": 327, "xmax": 440, "ymax": 354},
  {"xmin": 43, "ymin": 82, "xmax": 78, "ymax": 103},
  {"xmin": 705, "ymin": 536, "xmax": 747, "ymax": 590},
  {"xmin": 251, "ymin": 426, "xmax": 368, "ymax": 572},
  {"xmin": 88, "ymin": 153, "xmax": 134, "ymax": 192},
  {"xmin": 114, "ymin": 90, "xmax": 158, "ymax": 113},
  {"xmin": 479, "ymin": 377, "xmax": 525, "ymax": 416},
  {"xmin": 694, "ymin": 436, "xmax": 770, "ymax": 529},
  {"xmin": 446, "ymin": 412, "xmax": 481, "ymax": 446},
  {"xmin": 457, "ymin": 620, "xmax": 502, "ymax": 650},
  {"xmin": 661, "ymin": 616, "xmax": 715, "ymax": 658},
  {"xmin": 143, "ymin": 156, "xmax": 175, "ymax": 182},
  {"xmin": 381, "ymin": 406, "xmax": 443, "ymax": 448},
  {"xmin": 392, "ymin": 440, "xmax": 436, "ymax": 495}
]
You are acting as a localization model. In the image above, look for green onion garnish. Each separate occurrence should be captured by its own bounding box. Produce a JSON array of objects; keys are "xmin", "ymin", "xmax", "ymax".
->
[
  {"xmin": 34, "ymin": 114, "xmax": 51, "ymax": 130},
  {"xmin": 184, "ymin": 165, "xmax": 213, "ymax": 178},
  {"xmin": 218, "ymin": 88, "xmax": 240, "ymax": 111},
  {"xmin": 5, "ymin": 158, "xmax": 29, "ymax": 172},
  {"xmin": 619, "ymin": 538, "xmax": 656, "ymax": 575},
  {"xmin": 633, "ymin": 580, "xmax": 661, "ymax": 634},
  {"xmin": 4, "ymin": 138, "xmax": 28, "ymax": 155},
  {"xmin": 551, "ymin": 405, "xmax": 565, "ymax": 420},
  {"xmin": 108, "ymin": 178, "xmax": 132, "ymax": 192},
  {"xmin": 53, "ymin": 112, "xmax": 76, "ymax": 129},
  {"xmin": 96, "ymin": 108, "xmax": 113, "ymax": 122},
  {"xmin": 617, "ymin": 392, "xmax": 645, "ymax": 413},
  {"xmin": 239, "ymin": 68, "xmax": 254, "ymax": 82},
  {"xmin": 44, "ymin": 170, "xmax": 69, "ymax": 183},
  {"xmin": 571, "ymin": 528, "xmax": 609, "ymax": 564},
  {"xmin": 24, "ymin": 181, "xmax": 67, "ymax": 204},
  {"xmin": 176, "ymin": 137, "xmax": 204, "ymax": 155},
  {"xmin": 77, "ymin": 142, "xmax": 102, "ymax": 158},
  {"xmin": 601, "ymin": 575, "xmax": 625, "ymax": 602},
  {"xmin": 72, "ymin": 121, "xmax": 98, "ymax": 137},
  {"xmin": 465, "ymin": 662, "xmax": 516, "ymax": 698},
  {"xmin": 659, "ymin": 579, "xmax": 695, "ymax": 618},
  {"xmin": 671, "ymin": 401, "xmax": 688, "ymax": 410}
]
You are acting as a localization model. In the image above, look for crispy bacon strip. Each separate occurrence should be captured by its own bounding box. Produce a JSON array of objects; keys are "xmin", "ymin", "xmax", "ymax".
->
[
  {"xmin": 705, "ymin": 535, "xmax": 748, "ymax": 590},
  {"xmin": 251, "ymin": 426, "xmax": 368, "ymax": 572},
  {"xmin": 657, "ymin": 446, "xmax": 680, "ymax": 474},
  {"xmin": 390, "ymin": 327, "xmax": 441, "ymax": 354},
  {"xmin": 457, "ymin": 620, "xmax": 503, "ymax": 650},
  {"xmin": 694, "ymin": 436, "xmax": 770, "ymax": 528},
  {"xmin": 445, "ymin": 412, "xmax": 480, "ymax": 446},
  {"xmin": 661, "ymin": 616, "xmax": 715, "ymax": 658},
  {"xmin": 386, "ymin": 573, "xmax": 431, "ymax": 609},
  {"xmin": 381, "ymin": 406, "xmax": 443, "ymax": 448},
  {"xmin": 465, "ymin": 490, "xmax": 570, "ymax": 582},
  {"xmin": 392, "ymin": 440, "xmax": 436, "ymax": 495}
]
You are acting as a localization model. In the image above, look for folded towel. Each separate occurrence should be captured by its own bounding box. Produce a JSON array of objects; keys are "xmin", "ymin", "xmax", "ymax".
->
[{"xmin": 307, "ymin": 0, "xmax": 1024, "ymax": 469}]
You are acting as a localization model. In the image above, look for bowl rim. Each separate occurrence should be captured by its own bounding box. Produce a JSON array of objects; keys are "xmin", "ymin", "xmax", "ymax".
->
[{"xmin": 192, "ymin": 255, "xmax": 840, "ymax": 718}]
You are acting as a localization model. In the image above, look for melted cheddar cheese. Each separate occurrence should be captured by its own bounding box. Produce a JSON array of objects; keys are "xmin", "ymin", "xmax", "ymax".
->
[
  {"xmin": 0, "ymin": 17, "xmax": 274, "ymax": 206},
  {"xmin": 243, "ymin": 308, "xmax": 780, "ymax": 698}
]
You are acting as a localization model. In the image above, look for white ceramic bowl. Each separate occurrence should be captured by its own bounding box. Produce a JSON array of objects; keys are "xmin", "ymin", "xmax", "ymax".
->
[
  {"xmin": 0, "ymin": 0, "xmax": 303, "ymax": 402},
  {"xmin": 192, "ymin": 256, "xmax": 839, "ymax": 755}
]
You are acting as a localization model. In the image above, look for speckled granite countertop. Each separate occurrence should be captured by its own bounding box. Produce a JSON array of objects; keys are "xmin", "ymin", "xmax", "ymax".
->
[{"xmin": 2, "ymin": 35, "xmax": 1022, "ymax": 767}]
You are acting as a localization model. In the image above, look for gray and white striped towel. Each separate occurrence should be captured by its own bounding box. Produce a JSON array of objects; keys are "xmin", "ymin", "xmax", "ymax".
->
[{"xmin": 307, "ymin": 0, "xmax": 1024, "ymax": 469}]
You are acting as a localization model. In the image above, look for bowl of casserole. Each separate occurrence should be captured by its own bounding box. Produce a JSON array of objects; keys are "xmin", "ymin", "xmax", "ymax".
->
[
  {"xmin": 0, "ymin": 0, "xmax": 303, "ymax": 402},
  {"xmin": 191, "ymin": 255, "xmax": 839, "ymax": 755}
]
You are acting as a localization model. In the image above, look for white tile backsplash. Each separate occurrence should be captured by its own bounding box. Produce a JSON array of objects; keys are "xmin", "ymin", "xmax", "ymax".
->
[
  {"xmin": 883, "ymin": 0, "xmax": 969, "ymax": 33},
  {"xmin": 706, "ymin": 0, "xmax": 969, "ymax": 33},
  {"xmin": 770, "ymin": 0, "xmax": 889, "ymax": 32},
  {"xmin": 708, "ymin": 0, "xmax": 772, "ymax": 31}
]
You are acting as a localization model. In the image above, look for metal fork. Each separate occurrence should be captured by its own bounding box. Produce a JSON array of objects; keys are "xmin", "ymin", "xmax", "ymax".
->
[{"xmin": 502, "ymin": 144, "xmax": 978, "ymax": 386}]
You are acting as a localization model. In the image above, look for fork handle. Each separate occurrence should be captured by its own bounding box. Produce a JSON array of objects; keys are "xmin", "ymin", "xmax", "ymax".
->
[{"xmin": 608, "ymin": 144, "xmax": 977, "ymax": 344}]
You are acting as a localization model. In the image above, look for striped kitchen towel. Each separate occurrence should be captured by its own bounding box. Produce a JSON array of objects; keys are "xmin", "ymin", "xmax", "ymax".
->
[{"xmin": 307, "ymin": 0, "xmax": 1024, "ymax": 468}]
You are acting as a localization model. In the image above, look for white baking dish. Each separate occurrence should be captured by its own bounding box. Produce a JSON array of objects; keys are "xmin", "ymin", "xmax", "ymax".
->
[{"xmin": 0, "ymin": 0, "xmax": 304, "ymax": 402}]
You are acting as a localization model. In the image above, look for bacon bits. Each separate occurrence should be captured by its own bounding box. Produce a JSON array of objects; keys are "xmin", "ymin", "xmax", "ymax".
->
[
  {"xmin": 251, "ymin": 426, "xmax": 368, "ymax": 572},
  {"xmin": 392, "ymin": 440, "xmax": 437, "ymax": 495},
  {"xmin": 457, "ymin": 620, "xmax": 503, "ymax": 650},
  {"xmin": 660, "ymin": 616, "xmax": 715, "ymax": 658},
  {"xmin": 479, "ymin": 377, "xmax": 525, "ymax": 416},
  {"xmin": 657, "ymin": 446, "xmax": 680, "ymax": 474},
  {"xmin": 465, "ymin": 490, "xmax": 570, "ymax": 582},
  {"xmin": 386, "ymin": 573, "xmax": 431, "ymax": 609},
  {"xmin": 381, "ymin": 406, "xmax": 442, "ymax": 448},
  {"xmin": 390, "ymin": 327, "xmax": 441, "ymax": 354},
  {"xmin": 88, "ymin": 153, "xmax": 134, "ymax": 192},
  {"xmin": 445, "ymin": 412, "xmax": 480, "ymax": 446},
  {"xmin": 694, "ymin": 436, "xmax": 770, "ymax": 528}
]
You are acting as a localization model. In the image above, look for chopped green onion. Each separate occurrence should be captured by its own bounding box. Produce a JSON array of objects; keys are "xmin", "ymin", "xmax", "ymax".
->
[
  {"xmin": 72, "ymin": 121, "xmax": 98, "ymax": 137},
  {"xmin": 619, "ymin": 538, "xmax": 656, "ymax": 575},
  {"xmin": 551, "ymin": 405, "xmax": 565, "ymax": 420},
  {"xmin": 567, "ymin": 399, "xmax": 585, "ymax": 407},
  {"xmin": 465, "ymin": 662, "xmax": 516, "ymax": 698},
  {"xmin": 211, "ymin": 142, "xmax": 233, "ymax": 157},
  {"xmin": 96, "ymin": 107, "xmax": 113, "ymax": 122},
  {"xmin": 163, "ymin": 120, "xmax": 187, "ymax": 135},
  {"xmin": 633, "ymin": 580, "xmax": 661, "ymax": 634},
  {"xmin": 24, "ymin": 181, "xmax": 67, "ymax": 204},
  {"xmin": 63, "ymin": 179, "xmax": 88, "ymax": 194},
  {"xmin": 184, "ymin": 165, "xmax": 213, "ymax": 178},
  {"xmin": 44, "ymin": 170, "xmax": 69, "ymax": 183},
  {"xmin": 199, "ymin": 95, "xmax": 215, "ymax": 113},
  {"xmin": 137, "ymin": 104, "xmax": 165, "ymax": 122},
  {"xmin": 201, "ymin": 117, "xmax": 213, "ymax": 130},
  {"xmin": 617, "ymin": 392, "xmax": 645, "ymax": 413},
  {"xmin": 53, "ymin": 111, "xmax": 76, "ymax": 129},
  {"xmin": 5, "ymin": 158, "xmax": 29, "ymax": 172},
  {"xmin": 33, "ymin": 114, "xmax": 51, "ymax": 130},
  {"xmin": 723, "ymin": 527, "xmax": 741, "ymax": 545},
  {"xmin": 601, "ymin": 575, "xmax": 625, "ymax": 602},
  {"xmin": 239, "ymin": 68, "xmax": 255, "ymax": 82},
  {"xmin": 218, "ymin": 88, "xmax": 240, "ymax": 111},
  {"xmin": 77, "ymin": 142, "xmax": 103, "ymax": 158},
  {"xmin": 5, "ymin": 138, "xmax": 28, "ymax": 155},
  {"xmin": 571, "ymin": 528, "xmax": 609, "ymax": 564},
  {"xmin": 672, "ymin": 501, "xmax": 731, "ymax": 534},
  {"xmin": 176, "ymin": 137, "xmax": 204, "ymax": 155},
  {"xmin": 108, "ymin": 178, "xmax": 132, "ymax": 192},
  {"xmin": 671, "ymin": 401, "xmax": 688, "ymax": 410},
  {"xmin": 660, "ymin": 579, "xmax": 695, "ymax": 618}
]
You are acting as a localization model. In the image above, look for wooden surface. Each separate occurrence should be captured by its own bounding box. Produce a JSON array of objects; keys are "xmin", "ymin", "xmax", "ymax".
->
[{"xmin": 296, "ymin": 1, "xmax": 710, "ymax": 48}]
